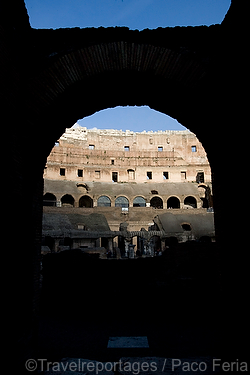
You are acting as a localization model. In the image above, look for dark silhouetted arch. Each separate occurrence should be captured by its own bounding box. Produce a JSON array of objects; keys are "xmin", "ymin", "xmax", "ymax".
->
[
  {"xmin": 79, "ymin": 195, "xmax": 93, "ymax": 208},
  {"xmin": 184, "ymin": 196, "xmax": 197, "ymax": 208},
  {"xmin": 61, "ymin": 194, "xmax": 75, "ymax": 207},
  {"xmin": 167, "ymin": 196, "xmax": 180, "ymax": 209},
  {"xmin": 150, "ymin": 196, "xmax": 163, "ymax": 209},
  {"xmin": 43, "ymin": 193, "xmax": 57, "ymax": 206}
]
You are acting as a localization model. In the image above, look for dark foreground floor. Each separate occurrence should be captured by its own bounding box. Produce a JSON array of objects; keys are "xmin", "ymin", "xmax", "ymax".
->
[{"xmin": 37, "ymin": 242, "xmax": 225, "ymax": 369}]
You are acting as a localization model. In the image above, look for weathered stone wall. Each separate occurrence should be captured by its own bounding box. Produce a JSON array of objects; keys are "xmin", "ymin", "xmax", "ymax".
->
[
  {"xmin": 43, "ymin": 179, "xmax": 211, "ymax": 211},
  {"xmin": 45, "ymin": 127, "xmax": 211, "ymax": 184}
]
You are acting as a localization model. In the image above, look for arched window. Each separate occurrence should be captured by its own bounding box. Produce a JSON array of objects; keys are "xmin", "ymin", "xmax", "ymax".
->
[
  {"xmin": 79, "ymin": 195, "xmax": 93, "ymax": 208},
  {"xmin": 167, "ymin": 196, "xmax": 180, "ymax": 209},
  {"xmin": 97, "ymin": 196, "xmax": 111, "ymax": 207},
  {"xmin": 43, "ymin": 193, "xmax": 57, "ymax": 206},
  {"xmin": 184, "ymin": 196, "xmax": 197, "ymax": 208},
  {"xmin": 61, "ymin": 194, "xmax": 75, "ymax": 207},
  {"xmin": 133, "ymin": 196, "xmax": 146, "ymax": 207},
  {"xmin": 115, "ymin": 196, "xmax": 129, "ymax": 208},
  {"xmin": 150, "ymin": 196, "xmax": 163, "ymax": 209}
]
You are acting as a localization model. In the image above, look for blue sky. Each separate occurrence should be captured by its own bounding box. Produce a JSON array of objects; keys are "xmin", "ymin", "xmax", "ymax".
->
[
  {"xmin": 76, "ymin": 106, "xmax": 186, "ymax": 132},
  {"xmin": 25, "ymin": 0, "xmax": 231, "ymax": 132},
  {"xmin": 25, "ymin": 0, "xmax": 230, "ymax": 30}
]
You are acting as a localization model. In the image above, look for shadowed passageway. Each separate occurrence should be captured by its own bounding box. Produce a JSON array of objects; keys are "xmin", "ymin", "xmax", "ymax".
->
[{"xmin": 39, "ymin": 244, "xmax": 221, "ymax": 364}]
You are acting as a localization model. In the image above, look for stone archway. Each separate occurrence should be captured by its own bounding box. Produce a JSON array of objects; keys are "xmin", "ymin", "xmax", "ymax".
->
[
  {"xmin": 20, "ymin": 27, "xmax": 225, "ymax": 333},
  {"xmin": 167, "ymin": 196, "xmax": 180, "ymax": 209},
  {"xmin": 115, "ymin": 196, "xmax": 129, "ymax": 208},
  {"xmin": 133, "ymin": 196, "xmax": 146, "ymax": 207},
  {"xmin": 150, "ymin": 196, "xmax": 163, "ymax": 209},
  {"xmin": 79, "ymin": 195, "xmax": 93, "ymax": 208},
  {"xmin": 97, "ymin": 196, "xmax": 111, "ymax": 207},
  {"xmin": 4, "ymin": 2, "xmax": 248, "ymax": 368},
  {"xmin": 25, "ymin": 26, "xmax": 218, "ymax": 166},
  {"xmin": 61, "ymin": 194, "xmax": 75, "ymax": 207},
  {"xmin": 43, "ymin": 193, "xmax": 57, "ymax": 206},
  {"xmin": 184, "ymin": 196, "xmax": 197, "ymax": 209}
]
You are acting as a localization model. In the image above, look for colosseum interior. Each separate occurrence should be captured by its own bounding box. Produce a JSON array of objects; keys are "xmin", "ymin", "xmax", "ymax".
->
[
  {"xmin": 3, "ymin": 1, "xmax": 248, "ymax": 370},
  {"xmin": 43, "ymin": 125, "xmax": 215, "ymax": 255}
]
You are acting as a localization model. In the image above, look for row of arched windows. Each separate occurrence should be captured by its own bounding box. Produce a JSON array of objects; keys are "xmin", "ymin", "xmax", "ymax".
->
[{"xmin": 43, "ymin": 193, "xmax": 198, "ymax": 209}]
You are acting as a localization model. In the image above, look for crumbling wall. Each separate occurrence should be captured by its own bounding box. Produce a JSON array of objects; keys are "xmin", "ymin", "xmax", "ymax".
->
[{"xmin": 45, "ymin": 127, "xmax": 211, "ymax": 183}]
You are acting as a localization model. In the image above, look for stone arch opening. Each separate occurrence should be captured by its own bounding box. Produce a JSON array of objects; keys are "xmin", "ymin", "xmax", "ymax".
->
[
  {"xmin": 97, "ymin": 196, "xmax": 111, "ymax": 207},
  {"xmin": 79, "ymin": 195, "xmax": 93, "ymax": 208},
  {"xmin": 22, "ymin": 22, "xmax": 221, "ymax": 364},
  {"xmin": 5, "ymin": 3, "xmax": 247, "ymax": 370},
  {"xmin": 150, "ymin": 196, "xmax": 163, "ymax": 209},
  {"xmin": 133, "ymin": 196, "xmax": 146, "ymax": 207},
  {"xmin": 167, "ymin": 196, "xmax": 180, "ymax": 209},
  {"xmin": 43, "ymin": 193, "xmax": 57, "ymax": 207},
  {"xmin": 29, "ymin": 31, "xmax": 214, "ymax": 169},
  {"xmin": 184, "ymin": 196, "xmax": 197, "ymax": 209},
  {"xmin": 33, "ymin": 40, "xmax": 215, "ymax": 247},
  {"xmin": 115, "ymin": 196, "xmax": 129, "ymax": 208},
  {"xmin": 61, "ymin": 194, "xmax": 75, "ymax": 207}
]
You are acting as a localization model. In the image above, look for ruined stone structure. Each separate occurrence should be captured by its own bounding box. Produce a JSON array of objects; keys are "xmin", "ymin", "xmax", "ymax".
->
[
  {"xmin": 2, "ymin": 1, "xmax": 247, "ymax": 370},
  {"xmin": 43, "ymin": 126, "xmax": 214, "ymax": 249},
  {"xmin": 44, "ymin": 126, "xmax": 212, "ymax": 209},
  {"xmin": 43, "ymin": 206, "xmax": 215, "ymax": 257},
  {"xmin": 45, "ymin": 126, "xmax": 211, "ymax": 184}
]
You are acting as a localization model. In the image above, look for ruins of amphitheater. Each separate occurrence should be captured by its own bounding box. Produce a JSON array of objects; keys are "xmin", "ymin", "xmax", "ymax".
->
[{"xmin": 42, "ymin": 125, "xmax": 214, "ymax": 255}]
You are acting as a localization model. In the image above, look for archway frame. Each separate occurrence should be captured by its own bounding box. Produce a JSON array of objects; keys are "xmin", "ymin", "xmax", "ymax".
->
[
  {"xmin": 183, "ymin": 195, "xmax": 198, "ymax": 208},
  {"xmin": 43, "ymin": 192, "xmax": 57, "ymax": 206},
  {"xmin": 167, "ymin": 195, "xmax": 181, "ymax": 209},
  {"xmin": 60, "ymin": 193, "xmax": 75, "ymax": 207},
  {"xmin": 24, "ymin": 26, "xmax": 218, "ymax": 173},
  {"xmin": 132, "ymin": 195, "xmax": 147, "ymax": 207},
  {"xmin": 21, "ymin": 22, "xmax": 222, "ymax": 344},
  {"xmin": 97, "ymin": 195, "xmax": 112, "ymax": 207},
  {"xmin": 150, "ymin": 195, "xmax": 164, "ymax": 209},
  {"xmin": 115, "ymin": 195, "xmax": 130, "ymax": 208},
  {"xmin": 5, "ymin": 2, "xmax": 248, "ymax": 369},
  {"xmin": 79, "ymin": 194, "xmax": 94, "ymax": 208}
]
